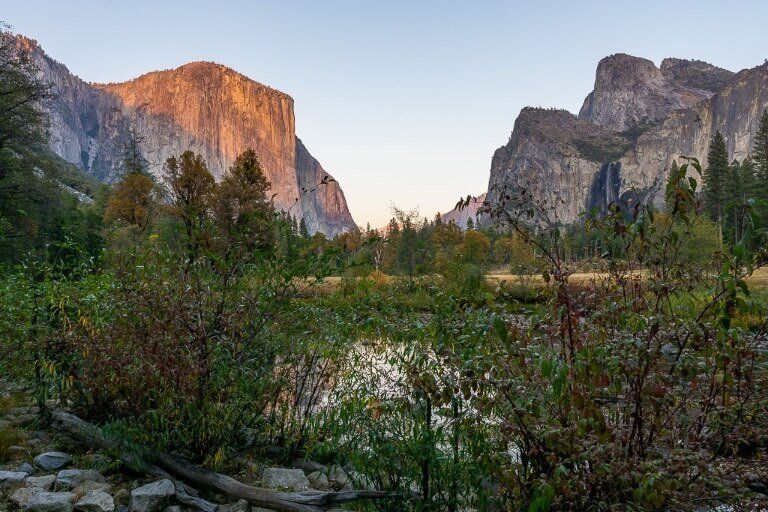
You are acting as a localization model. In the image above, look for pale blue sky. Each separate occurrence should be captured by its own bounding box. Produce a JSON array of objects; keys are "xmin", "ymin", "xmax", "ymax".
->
[{"xmin": 5, "ymin": 1, "xmax": 768, "ymax": 227}]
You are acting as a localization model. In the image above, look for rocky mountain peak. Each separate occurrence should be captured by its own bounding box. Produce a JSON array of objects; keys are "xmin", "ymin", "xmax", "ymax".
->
[
  {"xmin": 578, "ymin": 53, "xmax": 723, "ymax": 132},
  {"xmin": 17, "ymin": 34, "xmax": 356, "ymax": 236},
  {"xmin": 440, "ymin": 192, "xmax": 486, "ymax": 228},
  {"xmin": 485, "ymin": 53, "xmax": 767, "ymax": 227},
  {"xmin": 659, "ymin": 58, "xmax": 734, "ymax": 93},
  {"xmin": 99, "ymin": 61, "xmax": 292, "ymax": 102}
]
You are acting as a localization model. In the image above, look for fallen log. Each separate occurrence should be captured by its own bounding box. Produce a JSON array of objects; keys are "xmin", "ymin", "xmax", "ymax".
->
[{"xmin": 51, "ymin": 410, "xmax": 401, "ymax": 512}]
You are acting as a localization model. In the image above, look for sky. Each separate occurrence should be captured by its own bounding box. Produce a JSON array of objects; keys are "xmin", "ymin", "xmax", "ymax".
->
[{"xmin": 5, "ymin": 1, "xmax": 768, "ymax": 228}]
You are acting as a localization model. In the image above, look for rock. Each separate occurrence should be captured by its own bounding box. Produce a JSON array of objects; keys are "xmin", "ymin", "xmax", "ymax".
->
[
  {"xmin": 74, "ymin": 491, "xmax": 115, "ymax": 512},
  {"xmin": 18, "ymin": 462, "xmax": 36, "ymax": 475},
  {"xmin": 0, "ymin": 470, "xmax": 27, "ymax": 486},
  {"xmin": 218, "ymin": 499, "xmax": 249, "ymax": 512},
  {"xmin": 327, "ymin": 465, "xmax": 349, "ymax": 490},
  {"xmin": 15, "ymin": 36, "xmax": 356, "ymax": 237},
  {"xmin": 290, "ymin": 458, "xmax": 326, "ymax": 475},
  {"xmin": 10, "ymin": 487, "xmax": 43, "ymax": 508},
  {"xmin": 55, "ymin": 470, "xmax": 105, "ymax": 492},
  {"xmin": 27, "ymin": 475, "xmax": 57, "ymax": 491},
  {"xmin": 440, "ymin": 193, "xmax": 486, "ymax": 230},
  {"xmin": 112, "ymin": 490, "xmax": 130, "ymax": 506},
  {"xmin": 34, "ymin": 453, "xmax": 73, "ymax": 472},
  {"xmin": 480, "ymin": 52, "xmax": 768, "ymax": 227},
  {"xmin": 307, "ymin": 471, "xmax": 329, "ymax": 491},
  {"xmin": 71, "ymin": 481, "xmax": 112, "ymax": 496},
  {"xmin": 128, "ymin": 479, "xmax": 175, "ymax": 512},
  {"xmin": 24, "ymin": 491, "xmax": 76, "ymax": 512},
  {"xmin": 260, "ymin": 468, "xmax": 309, "ymax": 492},
  {"xmin": 578, "ymin": 54, "xmax": 729, "ymax": 132},
  {"xmin": 161, "ymin": 507, "xmax": 182, "ymax": 512}
]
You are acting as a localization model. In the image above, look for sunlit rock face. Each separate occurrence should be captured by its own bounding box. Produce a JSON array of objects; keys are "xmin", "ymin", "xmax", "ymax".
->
[
  {"xmin": 441, "ymin": 193, "xmax": 486, "ymax": 229},
  {"xmin": 18, "ymin": 36, "xmax": 356, "ymax": 236},
  {"xmin": 484, "ymin": 54, "xmax": 768, "ymax": 224}
]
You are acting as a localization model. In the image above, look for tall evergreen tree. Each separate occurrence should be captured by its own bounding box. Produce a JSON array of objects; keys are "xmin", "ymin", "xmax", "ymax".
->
[
  {"xmin": 298, "ymin": 217, "xmax": 310, "ymax": 239},
  {"xmin": 103, "ymin": 131, "xmax": 158, "ymax": 232},
  {"xmin": 754, "ymin": 110, "xmax": 768, "ymax": 181},
  {"xmin": 752, "ymin": 110, "xmax": 768, "ymax": 233},
  {"xmin": 725, "ymin": 159, "xmax": 744, "ymax": 244},
  {"xmin": 703, "ymin": 131, "xmax": 729, "ymax": 240}
]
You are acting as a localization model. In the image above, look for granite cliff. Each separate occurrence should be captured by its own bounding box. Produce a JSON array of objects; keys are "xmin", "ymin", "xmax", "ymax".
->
[
  {"xmin": 441, "ymin": 192, "xmax": 486, "ymax": 228},
  {"xmin": 19, "ymin": 36, "xmax": 356, "ymax": 236},
  {"xmin": 485, "ymin": 54, "xmax": 767, "ymax": 224}
]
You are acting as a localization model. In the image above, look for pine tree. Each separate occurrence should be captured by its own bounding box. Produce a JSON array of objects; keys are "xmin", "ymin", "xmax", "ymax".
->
[
  {"xmin": 754, "ymin": 110, "xmax": 768, "ymax": 181},
  {"xmin": 122, "ymin": 127, "xmax": 149, "ymax": 176},
  {"xmin": 703, "ymin": 131, "xmax": 729, "ymax": 240},
  {"xmin": 104, "ymin": 130, "xmax": 158, "ymax": 231},
  {"xmin": 752, "ymin": 110, "xmax": 768, "ymax": 231},
  {"xmin": 725, "ymin": 159, "xmax": 743, "ymax": 244},
  {"xmin": 298, "ymin": 217, "xmax": 310, "ymax": 239}
]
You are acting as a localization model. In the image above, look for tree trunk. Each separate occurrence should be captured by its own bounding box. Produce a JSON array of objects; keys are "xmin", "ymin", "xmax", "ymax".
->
[{"xmin": 51, "ymin": 410, "xmax": 401, "ymax": 512}]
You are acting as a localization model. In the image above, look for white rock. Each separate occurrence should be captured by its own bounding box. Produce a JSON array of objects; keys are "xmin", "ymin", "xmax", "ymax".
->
[
  {"xmin": 55, "ymin": 470, "xmax": 105, "ymax": 491},
  {"xmin": 290, "ymin": 458, "xmax": 326, "ymax": 475},
  {"xmin": 260, "ymin": 468, "xmax": 310, "ymax": 492},
  {"xmin": 71, "ymin": 481, "xmax": 112, "ymax": 496},
  {"xmin": 24, "ymin": 491, "xmax": 77, "ymax": 512},
  {"xmin": 10, "ymin": 486, "xmax": 43, "ymax": 508},
  {"xmin": 327, "ymin": 465, "xmax": 349, "ymax": 490},
  {"xmin": 34, "ymin": 453, "xmax": 72, "ymax": 471},
  {"xmin": 129, "ymin": 479, "xmax": 175, "ymax": 512},
  {"xmin": 307, "ymin": 471, "xmax": 329, "ymax": 491},
  {"xmin": 75, "ymin": 491, "xmax": 115, "ymax": 512},
  {"xmin": 0, "ymin": 470, "xmax": 27, "ymax": 486},
  {"xmin": 18, "ymin": 462, "xmax": 37, "ymax": 475},
  {"xmin": 27, "ymin": 475, "xmax": 57, "ymax": 491}
]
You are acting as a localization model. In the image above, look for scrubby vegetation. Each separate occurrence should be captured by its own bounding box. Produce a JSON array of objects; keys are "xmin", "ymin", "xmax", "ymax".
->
[{"xmin": 1, "ymin": 23, "xmax": 767, "ymax": 512}]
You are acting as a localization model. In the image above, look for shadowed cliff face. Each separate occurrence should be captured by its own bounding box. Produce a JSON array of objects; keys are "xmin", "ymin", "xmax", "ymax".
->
[
  {"xmin": 485, "ymin": 54, "xmax": 767, "ymax": 225},
  {"xmin": 485, "ymin": 108, "xmax": 632, "ymax": 225},
  {"xmin": 19, "ymin": 36, "xmax": 356, "ymax": 237},
  {"xmin": 621, "ymin": 62, "xmax": 768, "ymax": 208}
]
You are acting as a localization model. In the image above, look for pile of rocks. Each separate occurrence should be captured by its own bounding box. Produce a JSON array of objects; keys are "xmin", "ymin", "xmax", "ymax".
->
[
  {"xmin": 289, "ymin": 459, "xmax": 371, "ymax": 493},
  {"xmin": 0, "ymin": 404, "xmax": 364, "ymax": 512},
  {"xmin": 1, "ymin": 451, "xmax": 118, "ymax": 512},
  {"xmin": 2, "ymin": 449, "xmax": 362, "ymax": 512}
]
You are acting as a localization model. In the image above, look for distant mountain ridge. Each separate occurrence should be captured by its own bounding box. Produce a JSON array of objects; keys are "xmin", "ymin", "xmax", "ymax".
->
[
  {"xmin": 17, "ymin": 35, "xmax": 356, "ymax": 236},
  {"xmin": 484, "ymin": 54, "xmax": 768, "ymax": 225},
  {"xmin": 440, "ymin": 193, "xmax": 486, "ymax": 229}
]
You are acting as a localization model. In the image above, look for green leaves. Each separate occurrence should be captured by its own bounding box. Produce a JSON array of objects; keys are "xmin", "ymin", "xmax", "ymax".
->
[{"xmin": 492, "ymin": 314, "xmax": 508, "ymax": 344}]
